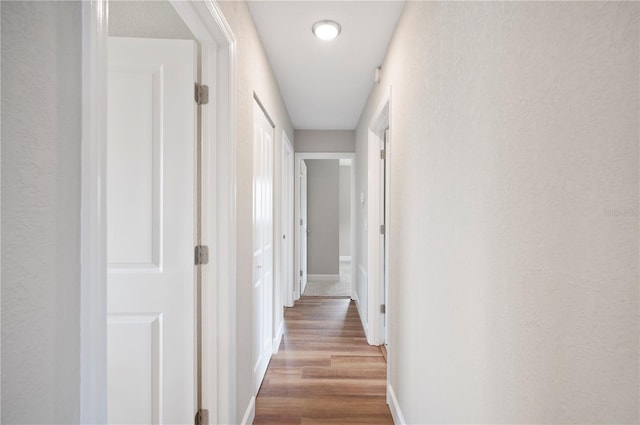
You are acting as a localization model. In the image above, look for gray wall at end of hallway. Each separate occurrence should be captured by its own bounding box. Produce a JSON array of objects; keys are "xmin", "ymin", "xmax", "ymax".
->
[
  {"xmin": 339, "ymin": 164, "xmax": 351, "ymax": 257},
  {"xmin": 306, "ymin": 159, "xmax": 340, "ymax": 275}
]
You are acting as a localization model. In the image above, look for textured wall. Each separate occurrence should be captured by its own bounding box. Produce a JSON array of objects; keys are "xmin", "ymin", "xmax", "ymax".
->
[
  {"xmin": 294, "ymin": 130, "xmax": 355, "ymax": 153},
  {"xmin": 1, "ymin": 2, "xmax": 82, "ymax": 423},
  {"xmin": 215, "ymin": 2, "xmax": 295, "ymax": 422},
  {"xmin": 306, "ymin": 160, "xmax": 340, "ymax": 275},
  {"xmin": 108, "ymin": 1, "xmax": 195, "ymax": 40},
  {"xmin": 356, "ymin": 1, "xmax": 639, "ymax": 423}
]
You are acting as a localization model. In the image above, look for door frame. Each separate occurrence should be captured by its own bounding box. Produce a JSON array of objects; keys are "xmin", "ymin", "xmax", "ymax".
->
[
  {"xmin": 294, "ymin": 152, "xmax": 356, "ymax": 301},
  {"xmin": 299, "ymin": 159, "xmax": 309, "ymax": 297},
  {"xmin": 281, "ymin": 133, "xmax": 295, "ymax": 308},
  {"xmin": 366, "ymin": 90, "xmax": 391, "ymax": 347},
  {"xmin": 80, "ymin": 1, "xmax": 237, "ymax": 423}
]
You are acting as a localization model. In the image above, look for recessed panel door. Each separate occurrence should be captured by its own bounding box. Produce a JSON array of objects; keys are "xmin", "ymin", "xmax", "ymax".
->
[
  {"xmin": 300, "ymin": 160, "xmax": 308, "ymax": 295},
  {"xmin": 107, "ymin": 37, "xmax": 197, "ymax": 424},
  {"xmin": 253, "ymin": 101, "xmax": 274, "ymax": 392}
]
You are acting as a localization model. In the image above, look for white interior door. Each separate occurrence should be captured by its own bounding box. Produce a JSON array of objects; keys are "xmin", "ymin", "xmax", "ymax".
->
[
  {"xmin": 382, "ymin": 129, "xmax": 389, "ymax": 345},
  {"xmin": 300, "ymin": 160, "xmax": 308, "ymax": 296},
  {"xmin": 107, "ymin": 37, "xmax": 197, "ymax": 425},
  {"xmin": 253, "ymin": 101, "xmax": 274, "ymax": 393},
  {"xmin": 282, "ymin": 137, "xmax": 294, "ymax": 307}
]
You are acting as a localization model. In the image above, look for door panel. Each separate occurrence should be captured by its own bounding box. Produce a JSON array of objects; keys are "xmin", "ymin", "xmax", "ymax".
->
[
  {"xmin": 382, "ymin": 129, "xmax": 389, "ymax": 345},
  {"xmin": 300, "ymin": 161, "xmax": 308, "ymax": 295},
  {"xmin": 107, "ymin": 315, "xmax": 161, "ymax": 424},
  {"xmin": 107, "ymin": 37, "xmax": 196, "ymax": 424},
  {"xmin": 253, "ymin": 101, "xmax": 274, "ymax": 392},
  {"xmin": 282, "ymin": 140, "xmax": 294, "ymax": 307}
]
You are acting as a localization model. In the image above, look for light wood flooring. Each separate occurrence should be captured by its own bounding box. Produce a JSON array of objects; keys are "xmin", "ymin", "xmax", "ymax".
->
[{"xmin": 253, "ymin": 297, "xmax": 393, "ymax": 425}]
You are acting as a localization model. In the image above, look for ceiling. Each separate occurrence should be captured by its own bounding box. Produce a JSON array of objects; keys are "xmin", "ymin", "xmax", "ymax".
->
[{"xmin": 247, "ymin": 1, "xmax": 405, "ymax": 130}]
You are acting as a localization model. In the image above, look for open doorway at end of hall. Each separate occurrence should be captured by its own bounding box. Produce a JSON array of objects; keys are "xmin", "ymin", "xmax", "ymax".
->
[{"xmin": 295, "ymin": 154, "xmax": 355, "ymax": 299}]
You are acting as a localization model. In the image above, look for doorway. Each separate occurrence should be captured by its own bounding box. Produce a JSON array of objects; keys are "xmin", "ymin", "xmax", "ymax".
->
[
  {"xmin": 82, "ymin": 1, "xmax": 236, "ymax": 423},
  {"xmin": 366, "ymin": 91, "xmax": 390, "ymax": 348},
  {"xmin": 281, "ymin": 134, "xmax": 295, "ymax": 308},
  {"xmin": 106, "ymin": 5, "xmax": 199, "ymax": 420},
  {"xmin": 294, "ymin": 153, "xmax": 356, "ymax": 300}
]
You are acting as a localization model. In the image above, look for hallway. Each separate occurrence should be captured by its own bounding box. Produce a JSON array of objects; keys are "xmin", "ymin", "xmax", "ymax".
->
[
  {"xmin": 254, "ymin": 297, "xmax": 392, "ymax": 425},
  {"xmin": 2, "ymin": 1, "xmax": 638, "ymax": 423}
]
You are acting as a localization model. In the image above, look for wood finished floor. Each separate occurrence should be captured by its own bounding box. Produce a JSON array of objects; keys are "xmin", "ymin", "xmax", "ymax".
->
[{"xmin": 253, "ymin": 297, "xmax": 393, "ymax": 425}]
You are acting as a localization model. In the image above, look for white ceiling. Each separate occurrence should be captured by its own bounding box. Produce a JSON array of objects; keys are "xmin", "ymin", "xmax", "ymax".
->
[{"xmin": 247, "ymin": 1, "xmax": 405, "ymax": 130}]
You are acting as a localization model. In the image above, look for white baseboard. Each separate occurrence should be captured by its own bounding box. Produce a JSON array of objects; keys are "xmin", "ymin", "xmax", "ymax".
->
[
  {"xmin": 272, "ymin": 320, "xmax": 284, "ymax": 354},
  {"xmin": 307, "ymin": 274, "xmax": 339, "ymax": 282},
  {"xmin": 339, "ymin": 256, "xmax": 351, "ymax": 262},
  {"xmin": 388, "ymin": 384, "xmax": 406, "ymax": 425},
  {"xmin": 353, "ymin": 289, "xmax": 368, "ymax": 340},
  {"xmin": 240, "ymin": 395, "xmax": 255, "ymax": 425},
  {"xmin": 355, "ymin": 264, "xmax": 369, "ymax": 340}
]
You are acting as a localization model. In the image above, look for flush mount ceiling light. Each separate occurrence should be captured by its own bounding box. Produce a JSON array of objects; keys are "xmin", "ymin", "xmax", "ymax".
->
[{"xmin": 312, "ymin": 20, "xmax": 341, "ymax": 41}]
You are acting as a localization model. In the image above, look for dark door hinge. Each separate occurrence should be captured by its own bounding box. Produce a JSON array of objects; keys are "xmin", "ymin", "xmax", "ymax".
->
[
  {"xmin": 195, "ymin": 84, "xmax": 209, "ymax": 105},
  {"xmin": 195, "ymin": 409, "xmax": 209, "ymax": 425},
  {"xmin": 195, "ymin": 245, "xmax": 209, "ymax": 265}
]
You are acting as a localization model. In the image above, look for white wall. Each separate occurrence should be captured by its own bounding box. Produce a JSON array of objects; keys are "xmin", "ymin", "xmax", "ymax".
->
[
  {"xmin": 306, "ymin": 160, "xmax": 339, "ymax": 275},
  {"xmin": 1, "ymin": 2, "xmax": 82, "ymax": 423},
  {"xmin": 215, "ymin": 2, "xmax": 295, "ymax": 422},
  {"xmin": 295, "ymin": 130, "xmax": 355, "ymax": 153},
  {"xmin": 356, "ymin": 1, "xmax": 639, "ymax": 423},
  {"xmin": 339, "ymin": 163, "xmax": 351, "ymax": 258}
]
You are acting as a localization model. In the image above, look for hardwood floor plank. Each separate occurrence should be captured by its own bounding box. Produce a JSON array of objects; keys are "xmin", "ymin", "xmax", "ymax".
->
[
  {"xmin": 269, "ymin": 357, "xmax": 332, "ymax": 368},
  {"xmin": 330, "ymin": 355, "xmax": 386, "ymax": 368},
  {"xmin": 260, "ymin": 378, "xmax": 386, "ymax": 397},
  {"xmin": 301, "ymin": 366, "xmax": 386, "ymax": 380},
  {"xmin": 301, "ymin": 417, "xmax": 395, "ymax": 425},
  {"xmin": 256, "ymin": 395, "xmax": 391, "ymax": 416},
  {"xmin": 253, "ymin": 297, "xmax": 393, "ymax": 425}
]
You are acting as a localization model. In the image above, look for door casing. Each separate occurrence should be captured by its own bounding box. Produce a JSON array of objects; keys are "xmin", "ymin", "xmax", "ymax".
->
[
  {"xmin": 300, "ymin": 160, "xmax": 308, "ymax": 296},
  {"xmin": 294, "ymin": 152, "xmax": 356, "ymax": 301}
]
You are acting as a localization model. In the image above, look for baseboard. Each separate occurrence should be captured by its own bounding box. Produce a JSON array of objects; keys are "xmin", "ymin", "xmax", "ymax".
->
[
  {"xmin": 339, "ymin": 256, "xmax": 351, "ymax": 262},
  {"xmin": 355, "ymin": 264, "xmax": 369, "ymax": 340},
  {"xmin": 388, "ymin": 384, "xmax": 406, "ymax": 425},
  {"xmin": 307, "ymin": 274, "xmax": 339, "ymax": 282},
  {"xmin": 353, "ymin": 290, "xmax": 369, "ymax": 340},
  {"xmin": 240, "ymin": 395, "xmax": 256, "ymax": 425},
  {"xmin": 272, "ymin": 320, "xmax": 284, "ymax": 354}
]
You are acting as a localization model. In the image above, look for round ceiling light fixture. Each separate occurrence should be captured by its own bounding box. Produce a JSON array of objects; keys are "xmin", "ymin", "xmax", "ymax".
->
[{"xmin": 312, "ymin": 20, "xmax": 341, "ymax": 41}]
